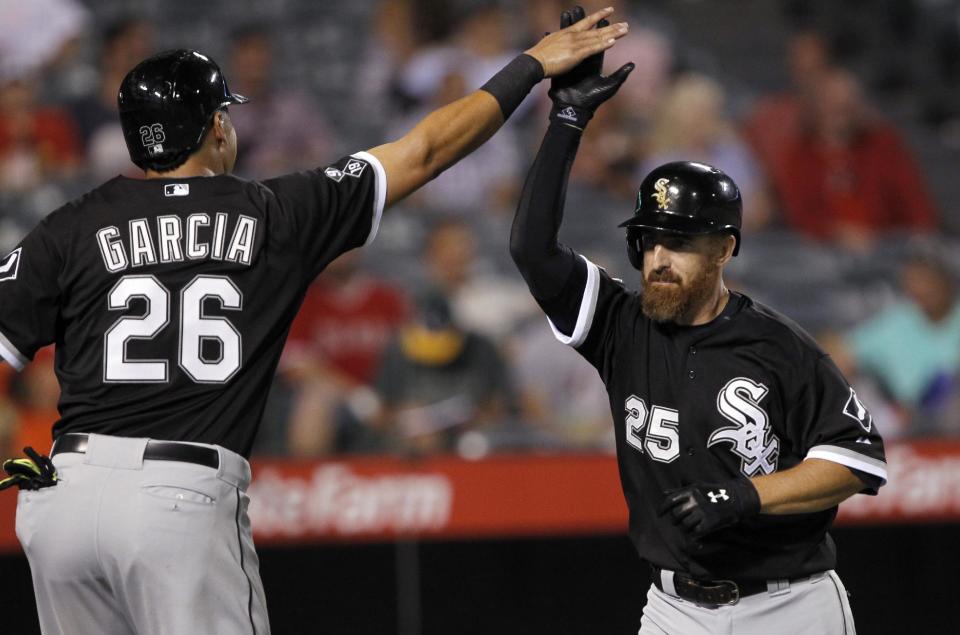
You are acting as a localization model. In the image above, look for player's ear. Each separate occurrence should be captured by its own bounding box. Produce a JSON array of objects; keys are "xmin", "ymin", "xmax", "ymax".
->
[
  {"xmin": 714, "ymin": 234, "xmax": 736, "ymax": 266},
  {"xmin": 211, "ymin": 109, "xmax": 231, "ymax": 145},
  {"xmin": 710, "ymin": 234, "xmax": 737, "ymax": 267}
]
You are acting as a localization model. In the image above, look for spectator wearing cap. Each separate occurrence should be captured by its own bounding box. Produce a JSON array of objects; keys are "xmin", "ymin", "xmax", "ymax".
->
[{"xmin": 359, "ymin": 292, "xmax": 515, "ymax": 456}]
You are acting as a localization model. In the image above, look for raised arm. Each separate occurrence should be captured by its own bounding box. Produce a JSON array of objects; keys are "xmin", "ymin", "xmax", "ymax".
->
[
  {"xmin": 367, "ymin": 6, "xmax": 629, "ymax": 208},
  {"xmin": 508, "ymin": 7, "xmax": 634, "ymax": 334}
]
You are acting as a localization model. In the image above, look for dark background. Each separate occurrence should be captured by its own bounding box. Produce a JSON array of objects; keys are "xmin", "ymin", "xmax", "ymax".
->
[{"xmin": 3, "ymin": 524, "xmax": 956, "ymax": 634}]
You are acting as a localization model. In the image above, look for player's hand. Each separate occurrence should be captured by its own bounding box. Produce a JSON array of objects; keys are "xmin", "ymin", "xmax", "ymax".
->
[
  {"xmin": 658, "ymin": 478, "xmax": 760, "ymax": 538},
  {"xmin": 546, "ymin": 6, "xmax": 634, "ymax": 129},
  {"xmin": 524, "ymin": 6, "xmax": 628, "ymax": 79},
  {"xmin": 0, "ymin": 447, "xmax": 58, "ymax": 492}
]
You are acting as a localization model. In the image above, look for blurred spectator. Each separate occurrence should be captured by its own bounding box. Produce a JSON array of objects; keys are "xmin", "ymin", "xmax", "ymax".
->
[
  {"xmin": 7, "ymin": 346, "xmax": 58, "ymax": 454},
  {"xmin": 227, "ymin": 24, "xmax": 336, "ymax": 177},
  {"xmin": 397, "ymin": 4, "xmax": 517, "ymax": 107},
  {"xmin": 390, "ymin": 69, "xmax": 522, "ymax": 214},
  {"xmin": 743, "ymin": 29, "xmax": 833, "ymax": 177},
  {"xmin": 0, "ymin": 73, "xmax": 81, "ymax": 192},
  {"xmin": 0, "ymin": 363, "xmax": 17, "ymax": 457},
  {"xmin": 282, "ymin": 252, "xmax": 409, "ymax": 456},
  {"xmin": 420, "ymin": 218, "xmax": 533, "ymax": 341},
  {"xmin": 512, "ymin": 319, "xmax": 614, "ymax": 450},
  {"xmin": 846, "ymin": 243, "xmax": 960, "ymax": 433},
  {"xmin": 817, "ymin": 330, "xmax": 907, "ymax": 441},
  {"xmin": 0, "ymin": 0, "xmax": 88, "ymax": 83},
  {"xmin": 355, "ymin": 0, "xmax": 421, "ymax": 127},
  {"xmin": 361, "ymin": 292, "xmax": 514, "ymax": 456},
  {"xmin": 641, "ymin": 73, "xmax": 772, "ymax": 231},
  {"xmin": 566, "ymin": 83, "xmax": 643, "ymax": 200},
  {"xmin": 67, "ymin": 17, "xmax": 154, "ymax": 180},
  {"xmin": 761, "ymin": 67, "xmax": 937, "ymax": 249}
]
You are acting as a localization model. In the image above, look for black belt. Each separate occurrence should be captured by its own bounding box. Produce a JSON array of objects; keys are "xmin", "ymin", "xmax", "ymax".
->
[
  {"xmin": 651, "ymin": 566, "xmax": 809, "ymax": 606},
  {"xmin": 52, "ymin": 433, "xmax": 219, "ymax": 469}
]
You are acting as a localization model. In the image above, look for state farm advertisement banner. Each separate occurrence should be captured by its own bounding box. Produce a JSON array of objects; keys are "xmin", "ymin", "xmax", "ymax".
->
[
  {"xmin": 246, "ymin": 454, "xmax": 627, "ymax": 543},
  {"xmin": 1, "ymin": 441, "xmax": 959, "ymax": 552}
]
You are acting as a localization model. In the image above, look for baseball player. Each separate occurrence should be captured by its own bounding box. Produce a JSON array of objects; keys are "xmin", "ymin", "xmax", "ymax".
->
[
  {"xmin": 0, "ymin": 10, "xmax": 629, "ymax": 634},
  {"xmin": 510, "ymin": 8, "xmax": 887, "ymax": 634}
]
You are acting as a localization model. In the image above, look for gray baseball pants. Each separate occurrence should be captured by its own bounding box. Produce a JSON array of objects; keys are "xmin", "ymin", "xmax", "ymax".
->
[
  {"xmin": 15, "ymin": 433, "xmax": 270, "ymax": 635},
  {"xmin": 639, "ymin": 570, "xmax": 856, "ymax": 635}
]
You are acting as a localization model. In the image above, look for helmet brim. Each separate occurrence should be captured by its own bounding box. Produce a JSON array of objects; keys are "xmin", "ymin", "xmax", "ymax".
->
[
  {"xmin": 618, "ymin": 210, "xmax": 726, "ymax": 234},
  {"xmin": 223, "ymin": 93, "xmax": 249, "ymax": 106}
]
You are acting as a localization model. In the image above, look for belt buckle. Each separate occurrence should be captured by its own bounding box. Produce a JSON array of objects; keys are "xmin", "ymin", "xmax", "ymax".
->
[{"xmin": 712, "ymin": 579, "xmax": 740, "ymax": 606}]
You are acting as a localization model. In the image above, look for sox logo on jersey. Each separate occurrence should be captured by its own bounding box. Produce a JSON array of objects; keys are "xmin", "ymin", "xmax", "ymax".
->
[{"xmin": 709, "ymin": 377, "xmax": 780, "ymax": 477}]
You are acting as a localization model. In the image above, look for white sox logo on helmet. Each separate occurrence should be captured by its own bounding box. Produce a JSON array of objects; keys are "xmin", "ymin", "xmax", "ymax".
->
[
  {"xmin": 708, "ymin": 377, "xmax": 780, "ymax": 476},
  {"xmin": 652, "ymin": 178, "xmax": 671, "ymax": 210}
]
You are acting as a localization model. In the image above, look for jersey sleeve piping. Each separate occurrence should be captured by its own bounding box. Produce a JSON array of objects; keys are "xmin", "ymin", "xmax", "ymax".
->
[
  {"xmin": 805, "ymin": 445, "xmax": 888, "ymax": 484},
  {"xmin": 0, "ymin": 329, "xmax": 27, "ymax": 371},
  {"xmin": 546, "ymin": 255, "xmax": 600, "ymax": 348},
  {"xmin": 351, "ymin": 151, "xmax": 387, "ymax": 246}
]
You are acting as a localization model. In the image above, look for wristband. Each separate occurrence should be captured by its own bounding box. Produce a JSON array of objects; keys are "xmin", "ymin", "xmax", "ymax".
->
[{"xmin": 480, "ymin": 54, "xmax": 544, "ymax": 120}]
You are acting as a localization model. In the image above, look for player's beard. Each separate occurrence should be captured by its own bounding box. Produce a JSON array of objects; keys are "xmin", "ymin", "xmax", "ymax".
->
[{"xmin": 642, "ymin": 260, "xmax": 720, "ymax": 324}]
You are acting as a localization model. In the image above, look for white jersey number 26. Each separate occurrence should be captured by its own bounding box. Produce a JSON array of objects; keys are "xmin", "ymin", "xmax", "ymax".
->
[{"xmin": 104, "ymin": 274, "xmax": 242, "ymax": 384}]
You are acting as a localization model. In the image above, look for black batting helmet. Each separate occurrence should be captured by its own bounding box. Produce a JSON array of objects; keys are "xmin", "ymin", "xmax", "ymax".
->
[
  {"xmin": 118, "ymin": 49, "xmax": 248, "ymax": 171},
  {"xmin": 619, "ymin": 161, "xmax": 742, "ymax": 269}
]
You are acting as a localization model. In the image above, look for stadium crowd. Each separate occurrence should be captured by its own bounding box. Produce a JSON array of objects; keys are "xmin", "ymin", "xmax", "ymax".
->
[{"xmin": 2, "ymin": 0, "xmax": 959, "ymax": 460}]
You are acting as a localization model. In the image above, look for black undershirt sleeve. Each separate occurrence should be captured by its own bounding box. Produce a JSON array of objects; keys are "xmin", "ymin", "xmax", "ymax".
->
[{"xmin": 509, "ymin": 121, "xmax": 588, "ymax": 336}]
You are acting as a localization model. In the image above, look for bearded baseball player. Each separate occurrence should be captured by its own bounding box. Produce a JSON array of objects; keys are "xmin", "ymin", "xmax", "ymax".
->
[
  {"xmin": 510, "ymin": 9, "xmax": 887, "ymax": 634},
  {"xmin": 0, "ymin": 9, "xmax": 629, "ymax": 633}
]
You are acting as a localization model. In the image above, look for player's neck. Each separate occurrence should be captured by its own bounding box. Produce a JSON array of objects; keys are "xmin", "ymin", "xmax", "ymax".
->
[
  {"xmin": 685, "ymin": 282, "xmax": 730, "ymax": 327},
  {"xmin": 144, "ymin": 155, "xmax": 224, "ymax": 179}
]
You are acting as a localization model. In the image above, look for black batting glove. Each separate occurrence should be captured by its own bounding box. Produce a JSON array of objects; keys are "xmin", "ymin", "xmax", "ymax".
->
[
  {"xmin": 0, "ymin": 447, "xmax": 58, "ymax": 492},
  {"xmin": 658, "ymin": 478, "xmax": 761, "ymax": 539},
  {"xmin": 548, "ymin": 5, "xmax": 634, "ymax": 130}
]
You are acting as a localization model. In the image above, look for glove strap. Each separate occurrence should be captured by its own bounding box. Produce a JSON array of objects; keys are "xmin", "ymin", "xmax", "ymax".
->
[{"xmin": 549, "ymin": 103, "xmax": 592, "ymax": 130}]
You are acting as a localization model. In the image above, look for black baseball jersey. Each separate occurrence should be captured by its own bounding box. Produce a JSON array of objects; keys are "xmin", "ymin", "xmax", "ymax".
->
[
  {"xmin": 542, "ymin": 255, "xmax": 887, "ymax": 581},
  {"xmin": 0, "ymin": 152, "xmax": 386, "ymax": 458}
]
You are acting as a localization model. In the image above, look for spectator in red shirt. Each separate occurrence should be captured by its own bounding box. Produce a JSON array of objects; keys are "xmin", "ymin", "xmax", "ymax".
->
[
  {"xmin": 0, "ymin": 73, "xmax": 81, "ymax": 192},
  {"xmin": 764, "ymin": 67, "xmax": 937, "ymax": 249},
  {"xmin": 282, "ymin": 252, "xmax": 408, "ymax": 455},
  {"xmin": 743, "ymin": 29, "xmax": 832, "ymax": 180}
]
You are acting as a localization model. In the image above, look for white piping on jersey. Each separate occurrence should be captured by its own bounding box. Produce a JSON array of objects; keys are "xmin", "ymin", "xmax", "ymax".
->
[
  {"xmin": 352, "ymin": 151, "xmax": 386, "ymax": 247},
  {"xmin": 0, "ymin": 328, "xmax": 27, "ymax": 371},
  {"xmin": 547, "ymin": 255, "xmax": 601, "ymax": 348},
  {"xmin": 806, "ymin": 445, "xmax": 888, "ymax": 484}
]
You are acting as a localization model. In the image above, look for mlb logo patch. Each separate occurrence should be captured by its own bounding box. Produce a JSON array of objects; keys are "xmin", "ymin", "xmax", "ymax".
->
[
  {"xmin": 164, "ymin": 183, "xmax": 190, "ymax": 197},
  {"xmin": 342, "ymin": 159, "xmax": 367, "ymax": 178},
  {"xmin": 148, "ymin": 144, "xmax": 164, "ymax": 156},
  {"xmin": 324, "ymin": 167, "xmax": 345, "ymax": 182},
  {"xmin": 0, "ymin": 247, "xmax": 22, "ymax": 282}
]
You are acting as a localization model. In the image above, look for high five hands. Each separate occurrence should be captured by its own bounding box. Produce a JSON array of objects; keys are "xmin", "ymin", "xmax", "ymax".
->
[
  {"xmin": 525, "ymin": 6, "xmax": 630, "ymax": 78},
  {"xmin": 541, "ymin": 6, "xmax": 636, "ymax": 129}
]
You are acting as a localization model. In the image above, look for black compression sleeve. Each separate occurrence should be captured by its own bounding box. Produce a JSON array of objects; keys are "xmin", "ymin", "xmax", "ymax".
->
[{"xmin": 510, "ymin": 120, "xmax": 587, "ymax": 334}]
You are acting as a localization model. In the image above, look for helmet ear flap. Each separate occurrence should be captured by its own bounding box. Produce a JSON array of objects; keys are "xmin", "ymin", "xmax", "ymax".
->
[
  {"xmin": 626, "ymin": 231, "xmax": 643, "ymax": 271},
  {"xmin": 730, "ymin": 229, "xmax": 741, "ymax": 256}
]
